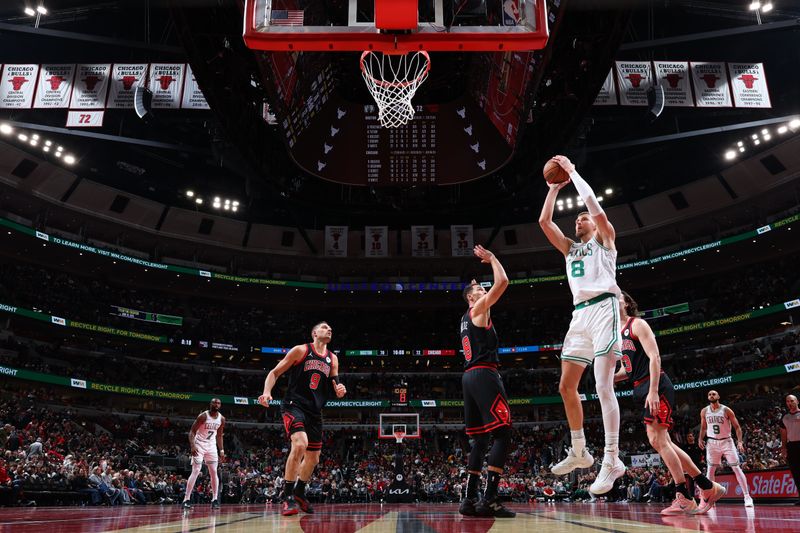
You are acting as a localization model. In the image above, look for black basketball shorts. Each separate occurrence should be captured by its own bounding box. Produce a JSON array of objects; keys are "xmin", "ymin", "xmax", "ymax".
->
[
  {"xmin": 633, "ymin": 373, "xmax": 675, "ymax": 430},
  {"xmin": 462, "ymin": 366, "xmax": 512, "ymax": 436},
  {"xmin": 281, "ymin": 403, "xmax": 323, "ymax": 452}
]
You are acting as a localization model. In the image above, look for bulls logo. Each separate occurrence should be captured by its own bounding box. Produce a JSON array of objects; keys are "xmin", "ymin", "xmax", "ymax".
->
[
  {"xmin": 491, "ymin": 395, "xmax": 511, "ymax": 425},
  {"xmin": 626, "ymin": 73, "xmax": 644, "ymax": 88},
  {"xmin": 700, "ymin": 74, "xmax": 719, "ymax": 89},
  {"xmin": 157, "ymin": 75, "xmax": 175, "ymax": 90},
  {"xmin": 664, "ymin": 73, "xmax": 682, "ymax": 88},
  {"xmin": 9, "ymin": 76, "xmax": 28, "ymax": 91},
  {"xmin": 46, "ymin": 76, "xmax": 65, "ymax": 90},
  {"xmin": 83, "ymin": 75, "xmax": 101, "ymax": 91},
  {"xmin": 121, "ymin": 75, "xmax": 138, "ymax": 90},
  {"xmin": 738, "ymin": 74, "xmax": 758, "ymax": 89}
]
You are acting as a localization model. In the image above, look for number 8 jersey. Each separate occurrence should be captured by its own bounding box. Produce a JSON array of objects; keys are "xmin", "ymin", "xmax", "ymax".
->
[
  {"xmin": 566, "ymin": 237, "xmax": 620, "ymax": 306},
  {"xmin": 284, "ymin": 343, "xmax": 332, "ymax": 412}
]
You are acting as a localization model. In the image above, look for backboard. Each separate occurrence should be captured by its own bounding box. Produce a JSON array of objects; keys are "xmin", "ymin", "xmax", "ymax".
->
[
  {"xmin": 378, "ymin": 413, "xmax": 421, "ymax": 440},
  {"xmin": 243, "ymin": 0, "xmax": 549, "ymax": 52}
]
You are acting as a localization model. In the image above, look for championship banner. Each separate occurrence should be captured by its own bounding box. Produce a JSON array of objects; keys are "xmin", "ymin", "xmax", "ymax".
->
[
  {"xmin": 148, "ymin": 63, "xmax": 185, "ymax": 109},
  {"xmin": 107, "ymin": 64, "xmax": 147, "ymax": 109},
  {"xmin": 324, "ymin": 226, "xmax": 348, "ymax": 257},
  {"xmin": 411, "ymin": 225, "xmax": 435, "ymax": 257},
  {"xmin": 450, "ymin": 225, "xmax": 474, "ymax": 257},
  {"xmin": 34, "ymin": 64, "xmax": 75, "ymax": 108},
  {"xmin": 690, "ymin": 62, "xmax": 732, "ymax": 107},
  {"xmin": 593, "ymin": 69, "xmax": 617, "ymax": 105},
  {"xmin": 70, "ymin": 64, "xmax": 111, "ymax": 109},
  {"xmin": 364, "ymin": 226, "xmax": 388, "ymax": 257},
  {"xmin": 715, "ymin": 469, "xmax": 797, "ymax": 500},
  {"xmin": 615, "ymin": 61, "xmax": 653, "ymax": 106},
  {"xmin": 0, "ymin": 64, "xmax": 39, "ymax": 108},
  {"xmin": 728, "ymin": 63, "xmax": 771, "ymax": 109},
  {"xmin": 180, "ymin": 65, "xmax": 210, "ymax": 110},
  {"xmin": 654, "ymin": 61, "xmax": 693, "ymax": 107}
]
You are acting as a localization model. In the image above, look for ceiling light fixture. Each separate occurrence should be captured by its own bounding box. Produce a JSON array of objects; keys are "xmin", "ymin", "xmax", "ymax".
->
[
  {"xmin": 63, "ymin": 155, "xmax": 76, "ymax": 164},
  {"xmin": 763, "ymin": 134, "xmax": 771, "ymax": 141},
  {"xmin": 195, "ymin": 197, "xmax": 203, "ymax": 205},
  {"xmin": 762, "ymin": 2, "xmax": 773, "ymax": 12},
  {"xmin": 778, "ymin": 126, "xmax": 788, "ymax": 134},
  {"xmin": 748, "ymin": 1, "xmax": 761, "ymax": 9},
  {"xmin": 754, "ymin": 139, "xmax": 761, "ymax": 145},
  {"xmin": 36, "ymin": 6, "xmax": 48, "ymax": 15},
  {"xmin": 18, "ymin": 133, "xmax": 28, "ymax": 141},
  {"xmin": 186, "ymin": 190, "xmax": 194, "ymax": 198},
  {"xmin": 790, "ymin": 119, "xmax": 800, "ymax": 129},
  {"xmin": 0, "ymin": 124, "xmax": 12, "ymax": 135},
  {"xmin": 724, "ymin": 150, "xmax": 736, "ymax": 160}
]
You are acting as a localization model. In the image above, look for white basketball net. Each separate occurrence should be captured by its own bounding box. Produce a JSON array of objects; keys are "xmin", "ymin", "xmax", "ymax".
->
[{"xmin": 360, "ymin": 50, "xmax": 430, "ymax": 128}]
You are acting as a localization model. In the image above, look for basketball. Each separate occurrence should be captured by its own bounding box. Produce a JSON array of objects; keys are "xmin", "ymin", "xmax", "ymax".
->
[{"xmin": 543, "ymin": 160, "xmax": 570, "ymax": 184}]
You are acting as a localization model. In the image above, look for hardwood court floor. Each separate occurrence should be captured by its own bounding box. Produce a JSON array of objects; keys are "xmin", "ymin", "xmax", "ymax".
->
[{"xmin": 0, "ymin": 502, "xmax": 797, "ymax": 533}]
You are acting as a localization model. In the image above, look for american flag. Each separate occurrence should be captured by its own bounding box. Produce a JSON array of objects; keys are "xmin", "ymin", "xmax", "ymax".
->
[{"xmin": 270, "ymin": 9, "xmax": 304, "ymax": 26}]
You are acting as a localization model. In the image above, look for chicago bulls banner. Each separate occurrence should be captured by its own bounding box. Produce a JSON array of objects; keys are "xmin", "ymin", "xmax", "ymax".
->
[
  {"xmin": 181, "ymin": 65, "xmax": 210, "ymax": 109},
  {"xmin": 0, "ymin": 64, "xmax": 40, "ymax": 108},
  {"xmin": 728, "ymin": 63, "xmax": 771, "ymax": 108},
  {"xmin": 107, "ymin": 64, "xmax": 147, "ymax": 109},
  {"xmin": 365, "ymin": 226, "xmax": 388, "ymax": 258},
  {"xmin": 149, "ymin": 63, "xmax": 185, "ymax": 109},
  {"xmin": 324, "ymin": 226, "xmax": 348, "ymax": 257},
  {"xmin": 411, "ymin": 225, "xmax": 435, "ymax": 257},
  {"xmin": 70, "ymin": 64, "xmax": 111, "ymax": 109},
  {"xmin": 690, "ymin": 62, "xmax": 731, "ymax": 107},
  {"xmin": 34, "ymin": 64, "xmax": 75, "ymax": 108},
  {"xmin": 654, "ymin": 61, "xmax": 693, "ymax": 107},
  {"xmin": 615, "ymin": 61, "xmax": 652, "ymax": 106},
  {"xmin": 450, "ymin": 225, "xmax": 474, "ymax": 257},
  {"xmin": 593, "ymin": 69, "xmax": 617, "ymax": 106}
]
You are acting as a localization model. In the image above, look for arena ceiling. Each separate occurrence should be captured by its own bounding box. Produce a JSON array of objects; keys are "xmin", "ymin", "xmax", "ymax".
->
[{"xmin": 0, "ymin": 0, "xmax": 798, "ymax": 229}]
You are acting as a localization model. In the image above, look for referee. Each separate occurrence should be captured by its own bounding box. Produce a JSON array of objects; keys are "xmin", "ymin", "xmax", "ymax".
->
[{"xmin": 780, "ymin": 394, "xmax": 800, "ymax": 506}]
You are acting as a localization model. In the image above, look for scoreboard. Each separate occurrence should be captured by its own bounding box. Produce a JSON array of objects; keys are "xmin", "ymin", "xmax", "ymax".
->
[{"xmin": 392, "ymin": 384, "xmax": 408, "ymax": 407}]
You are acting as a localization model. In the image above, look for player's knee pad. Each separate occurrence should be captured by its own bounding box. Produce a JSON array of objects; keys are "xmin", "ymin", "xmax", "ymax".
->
[
  {"xmin": 467, "ymin": 434, "xmax": 491, "ymax": 471},
  {"xmin": 488, "ymin": 426, "xmax": 511, "ymax": 468}
]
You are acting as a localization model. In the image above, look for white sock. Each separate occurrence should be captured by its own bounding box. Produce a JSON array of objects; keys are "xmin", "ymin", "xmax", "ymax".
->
[
  {"xmin": 604, "ymin": 431, "xmax": 620, "ymax": 458},
  {"xmin": 593, "ymin": 353, "xmax": 620, "ymax": 459},
  {"xmin": 732, "ymin": 466, "xmax": 749, "ymax": 496},
  {"xmin": 570, "ymin": 429, "xmax": 586, "ymax": 454}
]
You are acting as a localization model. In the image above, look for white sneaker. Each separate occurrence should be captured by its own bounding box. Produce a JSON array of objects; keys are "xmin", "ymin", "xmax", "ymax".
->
[
  {"xmin": 551, "ymin": 447, "xmax": 594, "ymax": 475},
  {"xmin": 590, "ymin": 457, "xmax": 626, "ymax": 495},
  {"xmin": 744, "ymin": 494, "xmax": 754, "ymax": 507}
]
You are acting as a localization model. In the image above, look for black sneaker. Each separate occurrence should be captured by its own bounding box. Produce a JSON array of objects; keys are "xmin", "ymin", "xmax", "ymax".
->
[
  {"xmin": 294, "ymin": 495, "xmax": 314, "ymax": 514},
  {"xmin": 281, "ymin": 497, "xmax": 299, "ymax": 516},
  {"xmin": 458, "ymin": 497, "xmax": 480, "ymax": 516},
  {"xmin": 211, "ymin": 500, "xmax": 220, "ymax": 509},
  {"xmin": 182, "ymin": 501, "xmax": 192, "ymax": 510},
  {"xmin": 476, "ymin": 497, "xmax": 516, "ymax": 518}
]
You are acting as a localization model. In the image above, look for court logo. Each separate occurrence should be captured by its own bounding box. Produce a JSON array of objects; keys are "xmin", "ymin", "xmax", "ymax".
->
[{"xmin": 70, "ymin": 378, "xmax": 87, "ymax": 389}]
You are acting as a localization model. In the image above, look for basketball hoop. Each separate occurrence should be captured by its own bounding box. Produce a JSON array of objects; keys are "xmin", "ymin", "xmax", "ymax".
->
[
  {"xmin": 360, "ymin": 50, "xmax": 430, "ymax": 128},
  {"xmin": 393, "ymin": 430, "xmax": 406, "ymax": 444}
]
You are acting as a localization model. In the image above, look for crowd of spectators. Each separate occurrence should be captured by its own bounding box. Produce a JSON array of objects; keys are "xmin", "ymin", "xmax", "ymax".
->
[{"xmin": 0, "ymin": 383, "xmax": 794, "ymax": 508}]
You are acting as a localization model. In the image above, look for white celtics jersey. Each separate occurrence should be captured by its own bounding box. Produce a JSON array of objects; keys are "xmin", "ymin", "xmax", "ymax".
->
[
  {"xmin": 566, "ymin": 237, "xmax": 620, "ymax": 305},
  {"xmin": 705, "ymin": 404, "xmax": 732, "ymax": 439},
  {"xmin": 194, "ymin": 411, "xmax": 222, "ymax": 447}
]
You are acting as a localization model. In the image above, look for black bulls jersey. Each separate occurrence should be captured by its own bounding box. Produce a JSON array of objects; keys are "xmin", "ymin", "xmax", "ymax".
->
[
  {"xmin": 284, "ymin": 344, "xmax": 332, "ymax": 412},
  {"xmin": 460, "ymin": 308, "xmax": 499, "ymax": 370},
  {"xmin": 620, "ymin": 317, "xmax": 649, "ymax": 383}
]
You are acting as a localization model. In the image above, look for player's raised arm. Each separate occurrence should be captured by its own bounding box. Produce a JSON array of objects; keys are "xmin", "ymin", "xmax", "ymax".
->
[
  {"xmin": 538, "ymin": 177, "xmax": 573, "ymax": 256},
  {"xmin": 470, "ymin": 245, "xmax": 508, "ymax": 318},
  {"xmin": 329, "ymin": 353, "xmax": 347, "ymax": 398},
  {"xmin": 552, "ymin": 155, "xmax": 616, "ymax": 249},
  {"xmin": 259, "ymin": 344, "xmax": 307, "ymax": 406}
]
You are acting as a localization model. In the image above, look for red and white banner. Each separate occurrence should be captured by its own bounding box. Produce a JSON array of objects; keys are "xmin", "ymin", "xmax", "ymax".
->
[
  {"xmin": 690, "ymin": 62, "xmax": 731, "ymax": 107},
  {"xmin": 715, "ymin": 469, "xmax": 797, "ymax": 500},
  {"xmin": 615, "ymin": 61, "xmax": 652, "ymax": 106},
  {"xmin": 324, "ymin": 226, "xmax": 348, "ymax": 257},
  {"xmin": 593, "ymin": 69, "xmax": 617, "ymax": 106},
  {"xmin": 365, "ymin": 226, "xmax": 388, "ymax": 257},
  {"xmin": 0, "ymin": 64, "xmax": 40, "ymax": 108},
  {"xmin": 107, "ymin": 64, "xmax": 147, "ymax": 109},
  {"xmin": 411, "ymin": 225, "xmax": 435, "ymax": 257},
  {"xmin": 34, "ymin": 64, "xmax": 75, "ymax": 108},
  {"xmin": 149, "ymin": 63, "xmax": 185, "ymax": 109},
  {"xmin": 181, "ymin": 65, "xmax": 210, "ymax": 110},
  {"xmin": 66, "ymin": 110, "xmax": 104, "ymax": 128},
  {"xmin": 654, "ymin": 61, "xmax": 693, "ymax": 107},
  {"xmin": 728, "ymin": 63, "xmax": 771, "ymax": 109},
  {"xmin": 70, "ymin": 64, "xmax": 111, "ymax": 109},
  {"xmin": 451, "ymin": 225, "xmax": 474, "ymax": 257}
]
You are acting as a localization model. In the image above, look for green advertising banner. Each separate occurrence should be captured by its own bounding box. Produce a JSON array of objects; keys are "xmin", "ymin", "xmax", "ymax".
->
[
  {"xmin": 3, "ymin": 212, "xmax": 797, "ymax": 290},
  {"xmin": 1, "ymin": 361, "xmax": 796, "ymax": 407}
]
